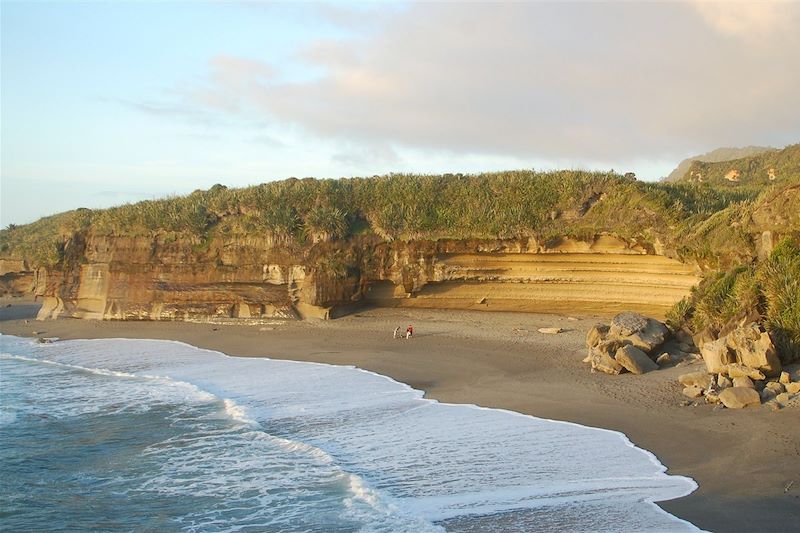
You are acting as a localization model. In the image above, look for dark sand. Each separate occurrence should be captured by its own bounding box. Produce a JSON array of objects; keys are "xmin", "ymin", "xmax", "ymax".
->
[{"xmin": 2, "ymin": 299, "xmax": 798, "ymax": 531}]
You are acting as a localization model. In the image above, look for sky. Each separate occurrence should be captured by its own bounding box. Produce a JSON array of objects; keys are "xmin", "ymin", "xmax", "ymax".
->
[{"xmin": 2, "ymin": 1, "xmax": 799, "ymax": 226}]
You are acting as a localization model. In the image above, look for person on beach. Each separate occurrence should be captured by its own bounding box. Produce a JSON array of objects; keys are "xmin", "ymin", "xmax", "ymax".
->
[
  {"xmin": 406, "ymin": 325, "xmax": 413, "ymax": 339},
  {"xmin": 393, "ymin": 326, "xmax": 400, "ymax": 339}
]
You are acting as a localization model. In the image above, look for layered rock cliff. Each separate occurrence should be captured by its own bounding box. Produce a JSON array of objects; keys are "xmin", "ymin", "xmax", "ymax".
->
[
  {"xmin": 3, "ymin": 155, "xmax": 798, "ymax": 323},
  {"xmin": 30, "ymin": 233, "xmax": 699, "ymax": 321}
]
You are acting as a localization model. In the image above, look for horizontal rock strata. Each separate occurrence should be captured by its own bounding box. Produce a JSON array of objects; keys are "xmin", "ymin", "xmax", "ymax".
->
[
  {"xmin": 23, "ymin": 234, "xmax": 699, "ymax": 321},
  {"xmin": 364, "ymin": 253, "xmax": 698, "ymax": 318}
]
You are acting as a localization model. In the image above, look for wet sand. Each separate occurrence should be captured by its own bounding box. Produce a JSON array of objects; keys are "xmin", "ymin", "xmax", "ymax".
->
[{"xmin": 2, "ymin": 300, "xmax": 798, "ymax": 532}]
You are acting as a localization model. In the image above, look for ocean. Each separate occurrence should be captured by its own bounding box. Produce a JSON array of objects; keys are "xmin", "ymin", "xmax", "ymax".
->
[{"xmin": 0, "ymin": 334, "xmax": 702, "ymax": 532}]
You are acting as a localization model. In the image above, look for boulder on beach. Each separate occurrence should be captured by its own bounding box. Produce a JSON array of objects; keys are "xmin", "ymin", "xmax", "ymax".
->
[
  {"xmin": 724, "ymin": 364, "xmax": 765, "ymax": 380},
  {"xmin": 630, "ymin": 325, "xmax": 669, "ymax": 354},
  {"xmin": 608, "ymin": 312, "xmax": 669, "ymax": 354},
  {"xmin": 674, "ymin": 329, "xmax": 693, "ymax": 345},
  {"xmin": 683, "ymin": 386, "xmax": 704, "ymax": 398},
  {"xmin": 678, "ymin": 371, "xmax": 712, "ymax": 389},
  {"xmin": 609, "ymin": 312, "xmax": 648, "ymax": 337},
  {"xmin": 719, "ymin": 387, "xmax": 761, "ymax": 409},
  {"xmin": 584, "ymin": 312, "xmax": 680, "ymax": 377},
  {"xmin": 588, "ymin": 339, "xmax": 627, "ymax": 375},
  {"xmin": 586, "ymin": 324, "xmax": 609, "ymax": 348},
  {"xmin": 725, "ymin": 324, "xmax": 781, "ymax": 377},
  {"xmin": 615, "ymin": 345, "xmax": 658, "ymax": 374},
  {"xmin": 786, "ymin": 382, "xmax": 800, "ymax": 395},
  {"xmin": 765, "ymin": 381, "xmax": 785, "ymax": 394},
  {"xmin": 705, "ymin": 390, "xmax": 721, "ymax": 404},
  {"xmin": 699, "ymin": 323, "xmax": 782, "ymax": 378},
  {"xmin": 538, "ymin": 327, "xmax": 563, "ymax": 334},
  {"xmin": 732, "ymin": 376, "xmax": 755, "ymax": 389},
  {"xmin": 692, "ymin": 327, "xmax": 718, "ymax": 349},
  {"xmin": 673, "ymin": 342, "xmax": 690, "ymax": 355},
  {"xmin": 700, "ymin": 337, "xmax": 736, "ymax": 374},
  {"xmin": 761, "ymin": 388, "xmax": 778, "ymax": 402}
]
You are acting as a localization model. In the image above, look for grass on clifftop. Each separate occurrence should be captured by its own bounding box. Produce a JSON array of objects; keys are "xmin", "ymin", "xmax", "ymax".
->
[
  {"xmin": 0, "ymin": 170, "xmax": 780, "ymax": 267},
  {"xmin": 2, "ymin": 143, "xmax": 799, "ymax": 269}
]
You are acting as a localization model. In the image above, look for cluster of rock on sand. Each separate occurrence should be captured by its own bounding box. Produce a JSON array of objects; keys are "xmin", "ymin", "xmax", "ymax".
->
[
  {"xmin": 688, "ymin": 322, "xmax": 799, "ymax": 410},
  {"xmin": 584, "ymin": 312, "xmax": 799, "ymax": 410},
  {"xmin": 584, "ymin": 312, "xmax": 695, "ymax": 375}
]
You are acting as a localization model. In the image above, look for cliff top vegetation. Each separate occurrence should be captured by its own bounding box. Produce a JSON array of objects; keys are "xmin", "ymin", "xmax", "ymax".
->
[{"xmin": 2, "ymin": 144, "xmax": 799, "ymax": 269}]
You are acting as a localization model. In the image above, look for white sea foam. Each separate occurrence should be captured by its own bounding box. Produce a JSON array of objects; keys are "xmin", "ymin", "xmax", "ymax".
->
[
  {"xmin": 0, "ymin": 334, "xmax": 705, "ymax": 532},
  {"xmin": 222, "ymin": 398, "xmax": 258, "ymax": 426}
]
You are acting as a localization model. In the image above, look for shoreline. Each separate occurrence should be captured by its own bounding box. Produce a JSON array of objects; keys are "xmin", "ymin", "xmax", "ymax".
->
[{"xmin": 2, "ymin": 302, "xmax": 798, "ymax": 531}]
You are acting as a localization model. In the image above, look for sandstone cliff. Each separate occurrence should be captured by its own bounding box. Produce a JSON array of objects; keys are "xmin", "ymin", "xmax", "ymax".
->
[
  {"xmin": 0, "ymin": 259, "xmax": 35, "ymax": 297},
  {"xmin": 3, "ymin": 157, "xmax": 798, "ymax": 323},
  {"xmin": 28, "ymin": 233, "xmax": 698, "ymax": 321}
]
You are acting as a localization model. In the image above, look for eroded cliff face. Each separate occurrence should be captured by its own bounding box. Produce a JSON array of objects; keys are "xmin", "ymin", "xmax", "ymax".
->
[
  {"xmin": 0, "ymin": 259, "xmax": 35, "ymax": 297},
  {"xmin": 30, "ymin": 233, "xmax": 700, "ymax": 321}
]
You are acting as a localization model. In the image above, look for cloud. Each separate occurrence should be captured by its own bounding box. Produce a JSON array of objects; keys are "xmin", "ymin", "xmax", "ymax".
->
[
  {"xmin": 210, "ymin": 54, "xmax": 275, "ymax": 83},
  {"xmin": 331, "ymin": 142, "xmax": 401, "ymax": 169},
  {"xmin": 690, "ymin": 0, "xmax": 796, "ymax": 39},
  {"xmin": 174, "ymin": 3, "xmax": 800, "ymax": 166},
  {"xmin": 118, "ymin": 99, "xmax": 199, "ymax": 118},
  {"xmin": 311, "ymin": 2, "xmax": 403, "ymax": 32},
  {"xmin": 250, "ymin": 133, "xmax": 285, "ymax": 147}
]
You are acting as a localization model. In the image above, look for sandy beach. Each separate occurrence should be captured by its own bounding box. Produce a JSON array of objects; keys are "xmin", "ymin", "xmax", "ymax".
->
[{"xmin": 2, "ymin": 299, "xmax": 798, "ymax": 532}]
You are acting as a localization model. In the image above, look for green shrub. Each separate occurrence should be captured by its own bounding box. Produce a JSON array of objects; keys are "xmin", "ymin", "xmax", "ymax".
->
[
  {"xmin": 691, "ymin": 269, "xmax": 743, "ymax": 331},
  {"xmin": 759, "ymin": 240, "xmax": 800, "ymax": 361},
  {"xmin": 688, "ymin": 265, "xmax": 762, "ymax": 332},
  {"xmin": 669, "ymin": 238, "xmax": 800, "ymax": 363},
  {"xmin": 666, "ymin": 297, "xmax": 693, "ymax": 331},
  {"xmin": 304, "ymin": 205, "xmax": 348, "ymax": 242}
]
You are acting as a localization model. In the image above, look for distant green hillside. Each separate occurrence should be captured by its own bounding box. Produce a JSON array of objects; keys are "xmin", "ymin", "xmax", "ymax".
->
[
  {"xmin": 678, "ymin": 143, "xmax": 800, "ymax": 188},
  {"xmin": 663, "ymin": 146, "xmax": 775, "ymax": 182}
]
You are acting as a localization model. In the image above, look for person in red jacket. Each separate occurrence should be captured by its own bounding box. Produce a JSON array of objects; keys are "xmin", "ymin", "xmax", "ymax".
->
[{"xmin": 406, "ymin": 324, "xmax": 413, "ymax": 339}]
